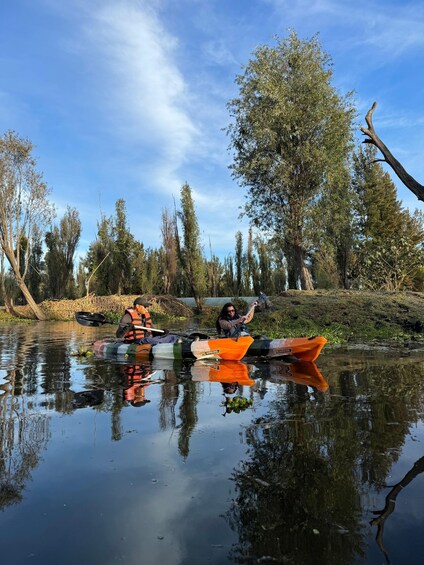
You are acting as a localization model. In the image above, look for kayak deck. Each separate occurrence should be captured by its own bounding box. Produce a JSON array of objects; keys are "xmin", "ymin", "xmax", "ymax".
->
[
  {"xmin": 92, "ymin": 335, "xmax": 327, "ymax": 362},
  {"xmin": 92, "ymin": 335, "xmax": 254, "ymax": 361},
  {"xmin": 247, "ymin": 336, "xmax": 327, "ymax": 362}
]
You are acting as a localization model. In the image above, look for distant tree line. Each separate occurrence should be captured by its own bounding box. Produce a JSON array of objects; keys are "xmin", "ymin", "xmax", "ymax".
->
[{"xmin": 1, "ymin": 31, "xmax": 423, "ymax": 319}]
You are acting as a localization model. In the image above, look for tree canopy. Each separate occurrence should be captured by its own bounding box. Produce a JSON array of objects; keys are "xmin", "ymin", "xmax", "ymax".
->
[{"xmin": 227, "ymin": 31, "xmax": 355, "ymax": 289}]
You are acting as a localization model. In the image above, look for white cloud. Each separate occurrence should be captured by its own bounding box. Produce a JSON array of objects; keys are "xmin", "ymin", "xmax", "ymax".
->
[{"xmin": 72, "ymin": 1, "xmax": 200, "ymax": 194}]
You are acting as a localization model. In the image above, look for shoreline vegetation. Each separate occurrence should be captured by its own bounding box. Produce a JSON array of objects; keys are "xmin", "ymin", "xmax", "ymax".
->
[{"xmin": 1, "ymin": 290, "xmax": 424, "ymax": 349}]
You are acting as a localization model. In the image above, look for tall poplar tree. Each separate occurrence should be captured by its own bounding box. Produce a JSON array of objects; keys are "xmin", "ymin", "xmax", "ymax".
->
[
  {"xmin": 227, "ymin": 32, "xmax": 355, "ymax": 289},
  {"xmin": 160, "ymin": 207, "xmax": 178, "ymax": 294},
  {"xmin": 177, "ymin": 183, "xmax": 206, "ymax": 310},
  {"xmin": 234, "ymin": 231, "xmax": 244, "ymax": 297}
]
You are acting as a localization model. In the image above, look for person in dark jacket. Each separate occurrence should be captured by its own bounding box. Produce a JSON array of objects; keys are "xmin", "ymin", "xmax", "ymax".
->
[{"xmin": 216, "ymin": 300, "xmax": 257, "ymax": 337}]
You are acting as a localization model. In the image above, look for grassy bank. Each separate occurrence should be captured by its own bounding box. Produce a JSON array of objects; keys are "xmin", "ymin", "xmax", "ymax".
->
[
  {"xmin": 2, "ymin": 290, "xmax": 424, "ymax": 347},
  {"xmin": 199, "ymin": 290, "xmax": 424, "ymax": 346}
]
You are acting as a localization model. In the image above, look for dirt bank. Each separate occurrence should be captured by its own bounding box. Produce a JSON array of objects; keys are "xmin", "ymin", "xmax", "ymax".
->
[{"xmin": 3, "ymin": 294, "xmax": 193, "ymax": 321}]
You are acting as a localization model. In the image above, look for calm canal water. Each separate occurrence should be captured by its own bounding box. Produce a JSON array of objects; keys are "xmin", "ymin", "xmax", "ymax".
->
[{"xmin": 1, "ymin": 322, "xmax": 424, "ymax": 565}]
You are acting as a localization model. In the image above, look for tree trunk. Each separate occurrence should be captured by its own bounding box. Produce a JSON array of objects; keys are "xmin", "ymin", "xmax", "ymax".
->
[
  {"xmin": 17, "ymin": 277, "xmax": 47, "ymax": 320},
  {"xmin": 294, "ymin": 244, "xmax": 314, "ymax": 290},
  {"xmin": 2, "ymin": 246, "xmax": 47, "ymax": 320},
  {"xmin": 3, "ymin": 294, "xmax": 19, "ymax": 317}
]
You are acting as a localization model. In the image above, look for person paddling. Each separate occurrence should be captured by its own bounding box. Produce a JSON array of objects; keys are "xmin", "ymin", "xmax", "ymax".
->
[
  {"xmin": 216, "ymin": 300, "xmax": 258, "ymax": 337},
  {"xmin": 116, "ymin": 297, "xmax": 179, "ymax": 344}
]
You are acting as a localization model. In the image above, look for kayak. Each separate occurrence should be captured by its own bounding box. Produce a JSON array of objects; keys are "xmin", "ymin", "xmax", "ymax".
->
[
  {"xmin": 92, "ymin": 335, "xmax": 326, "ymax": 362},
  {"xmin": 246, "ymin": 336, "xmax": 327, "ymax": 362},
  {"xmin": 92, "ymin": 335, "xmax": 254, "ymax": 361}
]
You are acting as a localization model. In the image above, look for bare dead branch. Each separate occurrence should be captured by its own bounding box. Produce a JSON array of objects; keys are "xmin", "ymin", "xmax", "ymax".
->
[{"xmin": 361, "ymin": 101, "xmax": 424, "ymax": 202}]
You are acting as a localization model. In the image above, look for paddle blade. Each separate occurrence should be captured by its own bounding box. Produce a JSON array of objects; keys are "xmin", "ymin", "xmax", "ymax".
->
[{"xmin": 75, "ymin": 311, "xmax": 109, "ymax": 327}]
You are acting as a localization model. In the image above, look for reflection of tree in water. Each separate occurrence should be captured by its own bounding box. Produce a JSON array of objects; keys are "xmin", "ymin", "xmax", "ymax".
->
[
  {"xmin": 0, "ymin": 368, "xmax": 50, "ymax": 510},
  {"xmin": 177, "ymin": 380, "xmax": 198, "ymax": 458},
  {"xmin": 157, "ymin": 362, "xmax": 198, "ymax": 459},
  {"xmin": 371, "ymin": 455, "xmax": 424, "ymax": 563},
  {"xmin": 227, "ymin": 361, "xmax": 424, "ymax": 564}
]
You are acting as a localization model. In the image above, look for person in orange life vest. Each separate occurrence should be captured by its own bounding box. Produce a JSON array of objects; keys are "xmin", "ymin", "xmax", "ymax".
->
[{"xmin": 116, "ymin": 297, "xmax": 179, "ymax": 344}]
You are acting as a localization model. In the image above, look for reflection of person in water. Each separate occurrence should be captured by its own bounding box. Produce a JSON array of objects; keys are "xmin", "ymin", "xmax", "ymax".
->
[
  {"xmin": 221, "ymin": 382, "xmax": 253, "ymax": 415},
  {"xmin": 121, "ymin": 364, "xmax": 152, "ymax": 407},
  {"xmin": 221, "ymin": 382, "xmax": 239, "ymax": 395}
]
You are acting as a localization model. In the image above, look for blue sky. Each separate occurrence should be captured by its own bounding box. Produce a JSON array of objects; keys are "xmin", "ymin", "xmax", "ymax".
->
[{"xmin": 2, "ymin": 0, "xmax": 424, "ymax": 261}]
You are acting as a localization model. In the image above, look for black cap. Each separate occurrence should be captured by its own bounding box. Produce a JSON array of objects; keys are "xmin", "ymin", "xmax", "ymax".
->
[{"xmin": 134, "ymin": 297, "xmax": 151, "ymax": 307}]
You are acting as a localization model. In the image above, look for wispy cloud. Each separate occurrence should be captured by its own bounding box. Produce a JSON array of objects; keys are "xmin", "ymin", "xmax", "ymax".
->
[{"xmin": 68, "ymin": 1, "xmax": 200, "ymax": 194}]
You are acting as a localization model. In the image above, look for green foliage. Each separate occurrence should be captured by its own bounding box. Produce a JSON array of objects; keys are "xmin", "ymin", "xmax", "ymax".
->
[
  {"xmin": 352, "ymin": 146, "xmax": 424, "ymax": 290},
  {"xmin": 227, "ymin": 32, "xmax": 355, "ymax": 289},
  {"xmin": 223, "ymin": 396, "xmax": 253, "ymax": 414},
  {"xmin": 45, "ymin": 206, "xmax": 81, "ymax": 299},
  {"xmin": 177, "ymin": 183, "xmax": 206, "ymax": 309}
]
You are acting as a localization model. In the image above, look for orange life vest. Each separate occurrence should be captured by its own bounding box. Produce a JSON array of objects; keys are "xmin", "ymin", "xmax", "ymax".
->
[{"xmin": 123, "ymin": 307, "xmax": 152, "ymax": 342}]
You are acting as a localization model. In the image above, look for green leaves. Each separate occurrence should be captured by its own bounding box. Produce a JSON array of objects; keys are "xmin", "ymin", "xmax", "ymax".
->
[{"xmin": 227, "ymin": 32, "xmax": 355, "ymax": 289}]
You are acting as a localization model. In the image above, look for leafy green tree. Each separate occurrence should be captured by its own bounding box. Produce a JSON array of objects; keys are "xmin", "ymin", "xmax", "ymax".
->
[
  {"xmin": 205, "ymin": 237, "xmax": 223, "ymax": 297},
  {"xmin": 246, "ymin": 227, "xmax": 260, "ymax": 295},
  {"xmin": 159, "ymin": 207, "xmax": 178, "ymax": 294},
  {"xmin": 352, "ymin": 146, "xmax": 424, "ymax": 290},
  {"xmin": 177, "ymin": 183, "xmax": 206, "ymax": 310},
  {"xmin": 110, "ymin": 199, "xmax": 133, "ymax": 295},
  {"xmin": 84, "ymin": 200, "xmax": 135, "ymax": 296},
  {"xmin": 221, "ymin": 254, "xmax": 235, "ymax": 296},
  {"xmin": 45, "ymin": 206, "xmax": 81, "ymax": 299},
  {"xmin": 27, "ymin": 226, "xmax": 45, "ymax": 303},
  {"xmin": 312, "ymin": 167, "xmax": 358, "ymax": 289},
  {"xmin": 227, "ymin": 32, "xmax": 355, "ymax": 289},
  {"xmin": 256, "ymin": 237, "xmax": 273, "ymax": 294},
  {"xmin": 234, "ymin": 231, "xmax": 244, "ymax": 297},
  {"xmin": 84, "ymin": 213, "xmax": 114, "ymax": 295},
  {"xmin": 0, "ymin": 131, "xmax": 54, "ymax": 319}
]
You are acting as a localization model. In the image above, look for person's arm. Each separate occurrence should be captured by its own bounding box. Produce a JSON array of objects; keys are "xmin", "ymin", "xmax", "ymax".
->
[
  {"xmin": 244, "ymin": 301, "xmax": 257, "ymax": 324},
  {"xmin": 116, "ymin": 313, "xmax": 132, "ymax": 338},
  {"xmin": 219, "ymin": 317, "xmax": 246, "ymax": 333}
]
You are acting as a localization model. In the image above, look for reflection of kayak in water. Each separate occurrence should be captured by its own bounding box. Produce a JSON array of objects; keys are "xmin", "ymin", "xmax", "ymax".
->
[
  {"xmin": 265, "ymin": 360, "xmax": 329, "ymax": 392},
  {"xmin": 191, "ymin": 360, "xmax": 255, "ymax": 386},
  {"xmin": 92, "ymin": 335, "xmax": 254, "ymax": 361}
]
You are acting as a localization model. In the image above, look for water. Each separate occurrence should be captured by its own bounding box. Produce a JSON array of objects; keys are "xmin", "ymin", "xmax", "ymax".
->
[{"xmin": 1, "ymin": 322, "xmax": 424, "ymax": 564}]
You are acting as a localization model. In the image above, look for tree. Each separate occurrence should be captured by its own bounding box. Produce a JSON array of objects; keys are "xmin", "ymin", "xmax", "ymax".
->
[
  {"xmin": 311, "ymin": 167, "xmax": 358, "ymax": 289},
  {"xmin": 0, "ymin": 131, "xmax": 54, "ymax": 319},
  {"xmin": 110, "ymin": 199, "xmax": 133, "ymax": 295},
  {"xmin": 84, "ymin": 213, "xmax": 114, "ymax": 295},
  {"xmin": 27, "ymin": 226, "xmax": 45, "ymax": 303},
  {"xmin": 352, "ymin": 145, "xmax": 424, "ymax": 290},
  {"xmin": 234, "ymin": 231, "xmax": 244, "ymax": 297},
  {"xmin": 160, "ymin": 207, "xmax": 178, "ymax": 294},
  {"xmin": 246, "ymin": 227, "xmax": 260, "ymax": 294},
  {"xmin": 176, "ymin": 183, "xmax": 206, "ymax": 310},
  {"xmin": 227, "ymin": 32, "xmax": 355, "ymax": 289},
  {"xmin": 45, "ymin": 206, "xmax": 81, "ymax": 299},
  {"xmin": 205, "ymin": 237, "xmax": 222, "ymax": 297}
]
